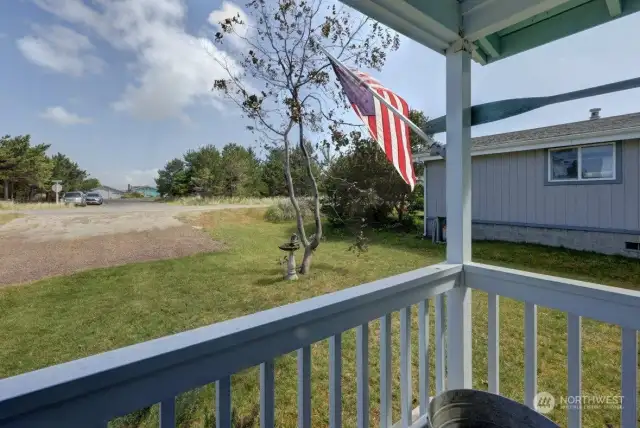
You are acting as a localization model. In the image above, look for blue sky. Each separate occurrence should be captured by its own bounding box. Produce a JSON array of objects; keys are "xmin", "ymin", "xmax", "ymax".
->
[{"xmin": 2, "ymin": 0, "xmax": 640, "ymax": 189}]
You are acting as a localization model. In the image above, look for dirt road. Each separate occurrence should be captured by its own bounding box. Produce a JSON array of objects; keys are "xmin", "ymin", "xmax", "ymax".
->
[{"xmin": 0, "ymin": 202, "xmax": 257, "ymax": 286}]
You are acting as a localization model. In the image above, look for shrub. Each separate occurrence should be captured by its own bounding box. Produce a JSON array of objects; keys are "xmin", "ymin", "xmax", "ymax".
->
[
  {"xmin": 122, "ymin": 191, "xmax": 145, "ymax": 199},
  {"xmin": 322, "ymin": 132, "xmax": 423, "ymax": 230},
  {"xmin": 264, "ymin": 198, "xmax": 314, "ymax": 223},
  {"xmin": 170, "ymin": 196, "xmax": 283, "ymax": 206},
  {"xmin": 410, "ymin": 183, "xmax": 424, "ymax": 211}
]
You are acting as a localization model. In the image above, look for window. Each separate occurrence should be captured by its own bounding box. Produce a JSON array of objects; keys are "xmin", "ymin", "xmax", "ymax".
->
[
  {"xmin": 548, "ymin": 143, "xmax": 616, "ymax": 182},
  {"xmin": 625, "ymin": 242, "xmax": 640, "ymax": 251}
]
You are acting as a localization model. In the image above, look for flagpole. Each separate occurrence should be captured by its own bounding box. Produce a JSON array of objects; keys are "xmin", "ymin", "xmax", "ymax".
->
[{"xmin": 318, "ymin": 45, "xmax": 436, "ymax": 146}]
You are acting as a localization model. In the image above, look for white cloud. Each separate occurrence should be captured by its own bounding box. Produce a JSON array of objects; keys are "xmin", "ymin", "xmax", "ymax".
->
[
  {"xmin": 29, "ymin": 0, "xmax": 247, "ymax": 121},
  {"xmin": 208, "ymin": 1, "xmax": 251, "ymax": 48},
  {"xmin": 16, "ymin": 25, "xmax": 103, "ymax": 76},
  {"xmin": 125, "ymin": 168, "xmax": 160, "ymax": 186},
  {"xmin": 40, "ymin": 106, "xmax": 92, "ymax": 125}
]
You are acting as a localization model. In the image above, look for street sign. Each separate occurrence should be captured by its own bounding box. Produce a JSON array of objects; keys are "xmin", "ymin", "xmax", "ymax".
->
[{"xmin": 51, "ymin": 183, "xmax": 62, "ymax": 193}]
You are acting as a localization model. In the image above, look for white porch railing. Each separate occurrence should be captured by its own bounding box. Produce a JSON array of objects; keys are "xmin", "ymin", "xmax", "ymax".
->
[
  {"xmin": 465, "ymin": 262, "xmax": 640, "ymax": 428},
  {"xmin": 0, "ymin": 263, "xmax": 461, "ymax": 428},
  {"xmin": 0, "ymin": 262, "xmax": 638, "ymax": 428}
]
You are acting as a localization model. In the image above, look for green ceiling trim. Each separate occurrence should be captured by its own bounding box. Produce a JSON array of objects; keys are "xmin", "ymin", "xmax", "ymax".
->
[
  {"xmin": 605, "ymin": 0, "xmax": 623, "ymax": 16},
  {"xmin": 486, "ymin": 0, "xmax": 640, "ymax": 64},
  {"xmin": 402, "ymin": 0, "xmax": 460, "ymax": 39},
  {"xmin": 477, "ymin": 34, "xmax": 501, "ymax": 57},
  {"xmin": 472, "ymin": 43, "xmax": 488, "ymax": 65},
  {"xmin": 496, "ymin": 0, "xmax": 593, "ymax": 37}
]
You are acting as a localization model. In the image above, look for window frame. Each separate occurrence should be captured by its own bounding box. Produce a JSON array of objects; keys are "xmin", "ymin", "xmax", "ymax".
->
[{"xmin": 546, "ymin": 142, "xmax": 620, "ymax": 185}]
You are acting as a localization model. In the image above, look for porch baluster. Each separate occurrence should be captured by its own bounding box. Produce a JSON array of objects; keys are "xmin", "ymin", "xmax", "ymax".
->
[
  {"xmin": 400, "ymin": 306, "xmax": 412, "ymax": 427},
  {"xmin": 329, "ymin": 334, "xmax": 342, "ymax": 428},
  {"xmin": 525, "ymin": 303, "xmax": 538, "ymax": 409},
  {"xmin": 297, "ymin": 346, "xmax": 311, "ymax": 428},
  {"xmin": 567, "ymin": 314, "xmax": 582, "ymax": 428},
  {"xmin": 488, "ymin": 293, "xmax": 500, "ymax": 395},
  {"xmin": 419, "ymin": 299, "xmax": 430, "ymax": 416},
  {"xmin": 435, "ymin": 294, "xmax": 446, "ymax": 394},
  {"xmin": 215, "ymin": 377, "xmax": 231, "ymax": 428},
  {"xmin": 621, "ymin": 328, "xmax": 637, "ymax": 428},
  {"xmin": 159, "ymin": 398, "xmax": 175, "ymax": 428},
  {"xmin": 356, "ymin": 324, "xmax": 369, "ymax": 428},
  {"xmin": 260, "ymin": 361, "xmax": 275, "ymax": 428},
  {"xmin": 380, "ymin": 315, "xmax": 393, "ymax": 428}
]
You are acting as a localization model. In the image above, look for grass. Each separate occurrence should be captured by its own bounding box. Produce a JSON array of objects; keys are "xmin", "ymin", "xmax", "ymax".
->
[
  {"xmin": 0, "ymin": 213, "xmax": 23, "ymax": 225},
  {"xmin": 0, "ymin": 209, "xmax": 638, "ymax": 427},
  {"xmin": 167, "ymin": 196, "xmax": 286, "ymax": 206},
  {"xmin": 0, "ymin": 200, "xmax": 74, "ymax": 210}
]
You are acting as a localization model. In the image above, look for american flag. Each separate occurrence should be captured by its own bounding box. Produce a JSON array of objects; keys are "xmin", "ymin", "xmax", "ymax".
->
[{"xmin": 329, "ymin": 58, "xmax": 416, "ymax": 190}]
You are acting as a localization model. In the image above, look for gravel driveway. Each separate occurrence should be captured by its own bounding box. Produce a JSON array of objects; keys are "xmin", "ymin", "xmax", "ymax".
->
[{"xmin": 0, "ymin": 203, "xmax": 251, "ymax": 286}]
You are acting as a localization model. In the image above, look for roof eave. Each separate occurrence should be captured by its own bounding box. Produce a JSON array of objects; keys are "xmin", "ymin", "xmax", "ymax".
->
[
  {"xmin": 338, "ymin": 0, "xmax": 458, "ymax": 54},
  {"xmin": 341, "ymin": 0, "xmax": 640, "ymax": 65},
  {"xmin": 414, "ymin": 125, "xmax": 640, "ymax": 162}
]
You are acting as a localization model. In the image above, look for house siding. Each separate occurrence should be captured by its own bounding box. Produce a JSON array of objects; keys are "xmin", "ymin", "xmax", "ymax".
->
[
  {"xmin": 130, "ymin": 186, "xmax": 159, "ymax": 198},
  {"xmin": 92, "ymin": 188, "xmax": 123, "ymax": 200},
  {"xmin": 426, "ymin": 139, "xmax": 640, "ymax": 257}
]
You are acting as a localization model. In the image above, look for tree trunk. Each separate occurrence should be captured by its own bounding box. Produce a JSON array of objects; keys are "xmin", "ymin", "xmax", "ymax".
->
[
  {"xmin": 295, "ymin": 121, "xmax": 322, "ymax": 275},
  {"xmin": 299, "ymin": 245, "xmax": 313, "ymax": 275},
  {"xmin": 3, "ymin": 180, "xmax": 7, "ymax": 200}
]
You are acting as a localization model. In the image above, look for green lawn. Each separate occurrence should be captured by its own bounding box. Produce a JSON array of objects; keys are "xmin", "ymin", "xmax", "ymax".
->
[
  {"xmin": 0, "ymin": 209, "xmax": 638, "ymax": 427},
  {"xmin": 0, "ymin": 213, "xmax": 23, "ymax": 225}
]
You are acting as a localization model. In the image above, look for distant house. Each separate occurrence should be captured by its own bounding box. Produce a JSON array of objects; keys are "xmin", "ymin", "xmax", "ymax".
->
[
  {"xmin": 128, "ymin": 185, "xmax": 159, "ymax": 198},
  {"xmin": 414, "ymin": 109, "xmax": 640, "ymax": 258},
  {"xmin": 90, "ymin": 186, "xmax": 125, "ymax": 200}
]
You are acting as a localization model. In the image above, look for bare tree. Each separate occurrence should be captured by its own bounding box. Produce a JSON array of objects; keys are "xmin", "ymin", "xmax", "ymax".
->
[{"xmin": 211, "ymin": 0, "xmax": 399, "ymax": 274}]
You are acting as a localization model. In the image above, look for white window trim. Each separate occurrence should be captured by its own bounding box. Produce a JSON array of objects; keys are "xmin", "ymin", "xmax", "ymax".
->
[{"xmin": 547, "ymin": 142, "xmax": 617, "ymax": 183}]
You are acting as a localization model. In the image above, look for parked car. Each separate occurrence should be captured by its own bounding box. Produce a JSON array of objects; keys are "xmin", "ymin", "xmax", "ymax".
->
[
  {"xmin": 85, "ymin": 192, "xmax": 103, "ymax": 205},
  {"xmin": 63, "ymin": 191, "xmax": 86, "ymax": 207}
]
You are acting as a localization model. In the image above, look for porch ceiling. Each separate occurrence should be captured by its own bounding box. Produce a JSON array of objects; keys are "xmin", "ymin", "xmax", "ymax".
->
[{"xmin": 339, "ymin": 0, "xmax": 640, "ymax": 64}]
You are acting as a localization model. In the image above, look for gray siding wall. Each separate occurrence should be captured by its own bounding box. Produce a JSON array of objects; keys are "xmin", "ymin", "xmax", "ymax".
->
[
  {"xmin": 93, "ymin": 189, "xmax": 122, "ymax": 200},
  {"xmin": 426, "ymin": 139, "xmax": 640, "ymax": 232}
]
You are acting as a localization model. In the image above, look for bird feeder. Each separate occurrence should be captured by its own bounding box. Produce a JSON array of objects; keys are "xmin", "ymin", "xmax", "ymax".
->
[{"xmin": 279, "ymin": 233, "xmax": 300, "ymax": 280}]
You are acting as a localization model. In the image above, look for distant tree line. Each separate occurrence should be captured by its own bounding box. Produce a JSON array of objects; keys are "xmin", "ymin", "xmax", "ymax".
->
[
  {"xmin": 155, "ymin": 143, "xmax": 321, "ymax": 198},
  {"xmin": 0, "ymin": 135, "xmax": 100, "ymax": 201},
  {"xmin": 156, "ymin": 109, "xmax": 428, "ymax": 231}
]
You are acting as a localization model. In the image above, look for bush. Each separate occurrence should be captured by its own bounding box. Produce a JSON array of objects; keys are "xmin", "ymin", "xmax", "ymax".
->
[
  {"xmin": 170, "ymin": 196, "xmax": 283, "ymax": 206},
  {"xmin": 410, "ymin": 183, "xmax": 424, "ymax": 211},
  {"xmin": 122, "ymin": 191, "xmax": 145, "ymax": 199},
  {"xmin": 321, "ymin": 132, "xmax": 424, "ymax": 230},
  {"xmin": 264, "ymin": 198, "xmax": 314, "ymax": 223}
]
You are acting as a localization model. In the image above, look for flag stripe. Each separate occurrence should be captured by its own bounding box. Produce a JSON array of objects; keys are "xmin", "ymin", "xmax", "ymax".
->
[
  {"xmin": 377, "ymin": 91, "xmax": 394, "ymax": 161},
  {"xmin": 391, "ymin": 91, "xmax": 411, "ymax": 187},
  {"xmin": 382, "ymin": 90, "xmax": 400, "ymax": 175},
  {"xmin": 393, "ymin": 93, "xmax": 415, "ymax": 188},
  {"xmin": 330, "ymin": 59, "xmax": 416, "ymax": 190},
  {"xmin": 402, "ymin": 97, "xmax": 417, "ymax": 187}
]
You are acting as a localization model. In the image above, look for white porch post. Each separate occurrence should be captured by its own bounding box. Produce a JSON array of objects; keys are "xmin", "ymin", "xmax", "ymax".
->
[{"xmin": 445, "ymin": 43, "xmax": 473, "ymax": 390}]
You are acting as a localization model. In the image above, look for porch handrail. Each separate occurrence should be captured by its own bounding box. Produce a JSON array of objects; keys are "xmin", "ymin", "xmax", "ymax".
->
[
  {"xmin": 0, "ymin": 263, "xmax": 462, "ymax": 428},
  {"xmin": 465, "ymin": 262, "xmax": 639, "ymax": 428},
  {"xmin": 465, "ymin": 262, "xmax": 640, "ymax": 330}
]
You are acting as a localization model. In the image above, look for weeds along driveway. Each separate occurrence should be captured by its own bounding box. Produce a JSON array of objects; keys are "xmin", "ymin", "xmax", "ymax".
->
[{"xmin": 0, "ymin": 204, "xmax": 256, "ymax": 286}]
